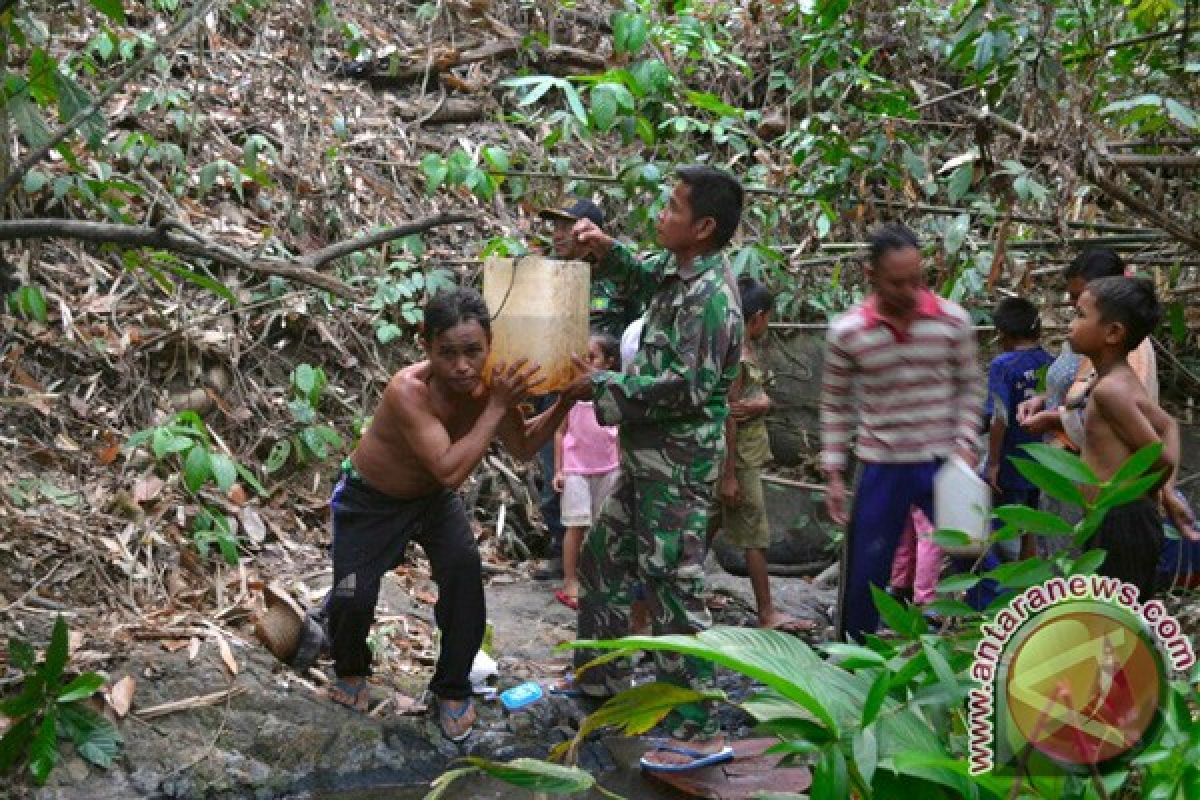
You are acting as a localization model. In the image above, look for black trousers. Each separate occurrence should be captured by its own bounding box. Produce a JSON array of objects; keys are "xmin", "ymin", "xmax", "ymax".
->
[
  {"xmin": 1094, "ymin": 497, "xmax": 1164, "ymax": 603},
  {"xmin": 324, "ymin": 471, "xmax": 485, "ymax": 700}
]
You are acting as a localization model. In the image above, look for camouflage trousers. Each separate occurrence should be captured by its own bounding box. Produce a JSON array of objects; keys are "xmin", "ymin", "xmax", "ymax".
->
[{"xmin": 574, "ymin": 470, "xmax": 717, "ymax": 739}]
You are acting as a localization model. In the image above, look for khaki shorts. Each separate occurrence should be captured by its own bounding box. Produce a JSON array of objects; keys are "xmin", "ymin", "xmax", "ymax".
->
[
  {"xmin": 711, "ymin": 466, "xmax": 770, "ymax": 550},
  {"xmin": 561, "ymin": 470, "xmax": 620, "ymax": 528}
]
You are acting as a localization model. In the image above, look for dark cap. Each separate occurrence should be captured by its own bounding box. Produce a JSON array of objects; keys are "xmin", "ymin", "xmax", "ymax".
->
[{"xmin": 538, "ymin": 198, "xmax": 605, "ymax": 228}]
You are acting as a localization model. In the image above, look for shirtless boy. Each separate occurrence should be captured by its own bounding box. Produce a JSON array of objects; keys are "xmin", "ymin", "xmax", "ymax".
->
[
  {"xmin": 323, "ymin": 287, "xmax": 581, "ymax": 741},
  {"xmin": 1069, "ymin": 276, "xmax": 1195, "ymax": 601}
]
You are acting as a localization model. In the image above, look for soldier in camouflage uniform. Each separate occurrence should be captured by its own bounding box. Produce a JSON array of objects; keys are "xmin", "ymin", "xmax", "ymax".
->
[{"xmin": 568, "ymin": 166, "xmax": 744, "ymax": 768}]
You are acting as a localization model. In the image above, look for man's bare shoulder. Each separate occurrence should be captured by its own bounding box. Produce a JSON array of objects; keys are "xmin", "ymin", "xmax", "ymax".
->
[{"xmin": 385, "ymin": 362, "xmax": 434, "ymax": 412}]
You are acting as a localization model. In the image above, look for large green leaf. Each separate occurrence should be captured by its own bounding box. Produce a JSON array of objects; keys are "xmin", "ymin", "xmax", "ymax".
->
[
  {"xmin": 992, "ymin": 505, "xmax": 1075, "ymax": 536},
  {"xmin": 208, "ymin": 453, "xmax": 238, "ymax": 493},
  {"xmin": 462, "ymin": 757, "xmax": 595, "ymax": 793},
  {"xmin": 29, "ymin": 710, "xmax": 58, "ymax": 785},
  {"xmin": 0, "ymin": 715, "xmax": 35, "ymax": 772},
  {"xmin": 1011, "ymin": 458, "xmax": 1086, "ymax": 506},
  {"xmin": 8, "ymin": 638, "xmax": 35, "ymax": 672},
  {"xmin": 1094, "ymin": 472, "xmax": 1163, "ymax": 512},
  {"xmin": 1018, "ymin": 443, "xmax": 1099, "ymax": 485},
  {"xmin": 183, "ymin": 445, "xmax": 212, "ymax": 493},
  {"xmin": 87, "ymin": 0, "xmax": 126, "ymax": 23},
  {"xmin": 0, "ymin": 675, "xmax": 47, "ymax": 719},
  {"xmin": 1103, "ymin": 442, "xmax": 1163, "ymax": 491},
  {"xmin": 568, "ymin": 628, "xmax": 841, "ymax": 733},
  {"xmin": 55, "ymin": 673, "xmax": 104, "ymax": 703},
  {"xmin": 53, "ymin": 71, "xmax": 105, "ymax": 148},
  {"xmin": 58, "ymin": 703, "xmax": 121, "ymax": 768},
  {"xmin": 871, "ymin": 585, "xmax": 928, "ymax": 638},
  {"xmin": 42, "ymin": 616, "xmax": 69, "ymax": 688},
  {"xmin": 7, "ymin": 93, "xmax": 52, "ymax": 148},
  {"xmin": 553, "ymin": 681, "xmax": 722, "ymax": 760},
  {"xmin": 811, "ymin": 745, "xmax": 848, "ymax": 800},
  {"xmin": 983, "ymin": 558, "xmax": 1054, "ymax": 590}
]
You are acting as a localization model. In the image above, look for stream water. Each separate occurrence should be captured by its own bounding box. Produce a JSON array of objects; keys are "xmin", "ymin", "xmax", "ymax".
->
[{"xmin": 313, "ymin": 769, "xmax": 684, "ymax": 799}]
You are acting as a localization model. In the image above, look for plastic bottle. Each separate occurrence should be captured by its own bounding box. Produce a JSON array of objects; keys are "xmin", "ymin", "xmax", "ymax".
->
[
  {"xmin": 934, "ymin": 456, "xmax": 991, "ymax": 556},
  {"xmin": 483, "ymin": 256, "xmax": 591, "ymax": 394}
]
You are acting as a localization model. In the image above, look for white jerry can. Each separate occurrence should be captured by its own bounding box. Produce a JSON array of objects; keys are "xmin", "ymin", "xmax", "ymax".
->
[{"xmin": 934, "ymin": 456, "xmax": 992, "ymax": 556}]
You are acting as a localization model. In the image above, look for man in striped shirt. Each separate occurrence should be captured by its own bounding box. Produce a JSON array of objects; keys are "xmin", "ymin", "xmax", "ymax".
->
[{"xmin": 820, "ymin": 223, "xmax": 984, "ymax": 642}]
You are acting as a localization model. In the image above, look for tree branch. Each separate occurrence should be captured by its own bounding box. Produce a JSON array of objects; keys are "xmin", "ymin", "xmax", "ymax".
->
[
  {"xmin": 0, "ymin": 212, "xmax": 478, "ymax": 298},
  {"xmin": 297, "ymin": 212, "xmax": 476, "ymax": 269},
  {"xmin": 0, "ymin": 0, "xmax": 222, "ymax": 202},
  {"xmin": 1086, "ymin": 155, "xmax": 1200, "ymax": 251}
]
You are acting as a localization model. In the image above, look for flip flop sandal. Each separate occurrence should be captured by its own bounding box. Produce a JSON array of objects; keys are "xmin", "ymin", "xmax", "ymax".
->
[
  {"xmin": 554, "ymin": 589, "xmax": 579, "ymax": 611},
  {"xmin": 327, "ymin": 679, "xmax": 372, "ymax": 712},
  {"xmin": 435, "ymin": 697, "xmax": 476, "ymax": 743},
  {"xmin": 639, "ymin": 743, "xmax": 735, "ymax": 773},
  {"xmin": 768, "ymin": 617, "xmax": 819, "ymax": 635}
]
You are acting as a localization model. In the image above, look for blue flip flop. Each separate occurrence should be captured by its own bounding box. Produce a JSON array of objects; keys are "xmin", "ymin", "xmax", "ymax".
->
[{"xmin": 639, "ymin": 743, "xmax": 735, "ymax": 773}]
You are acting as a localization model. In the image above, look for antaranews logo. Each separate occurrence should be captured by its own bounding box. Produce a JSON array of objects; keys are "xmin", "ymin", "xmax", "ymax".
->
[{"xmin": 968, "ymin": 574, "xmax": 1195, "ymax": 776}]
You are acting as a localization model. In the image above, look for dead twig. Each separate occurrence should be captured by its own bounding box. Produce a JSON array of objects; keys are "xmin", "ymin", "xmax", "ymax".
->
[{"xmin": 134, "ymin": 686, "xmax": 248, "ymax": 720}]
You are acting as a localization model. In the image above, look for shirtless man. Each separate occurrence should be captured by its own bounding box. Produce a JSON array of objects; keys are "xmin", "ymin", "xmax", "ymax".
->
[
  {"xmin": 323, "ymin": 287, "xmax": 581, "ymax": 741},
  {"xmin": 1068, "ymin": 276, "xmax": 1196, "ymax": 601}
]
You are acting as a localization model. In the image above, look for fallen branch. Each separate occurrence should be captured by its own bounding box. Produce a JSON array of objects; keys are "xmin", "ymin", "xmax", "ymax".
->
[
  {"xmin": 0, "ymin": 0, "xmax": 222, "ymax": 202},
  {"xmin": 1086, "ymin": 156, "xmax": 1200, "ymax": 251},
  {"xmin": 0, "ymin": 212, "xmax": 476, "ymax": 299},
  {"xmin": 134, "ymin": 686, "xmax": 248, "ymax": 720}
]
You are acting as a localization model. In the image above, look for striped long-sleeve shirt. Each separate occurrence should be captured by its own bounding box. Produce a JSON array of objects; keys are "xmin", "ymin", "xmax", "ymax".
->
[{"xmin": 819, "ymin": 290, "xmax": 984, "ymax": 472}]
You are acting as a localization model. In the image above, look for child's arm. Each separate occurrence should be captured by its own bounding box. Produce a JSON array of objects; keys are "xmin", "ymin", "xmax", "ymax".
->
[
  {"xmin": 987, "ymin": 418, "xmax": 1007, "ymax": 492},
  {"xmin": 552, "ymin": 419, "xmax": 567, "ymax": 493},
  {"xmin": 719, "ymin": 368, "xmax": 745, "ymax": 507}
]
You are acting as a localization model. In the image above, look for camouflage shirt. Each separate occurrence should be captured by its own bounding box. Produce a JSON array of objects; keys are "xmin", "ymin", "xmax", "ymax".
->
[{"xmin": 590, "ymin": 243, "xmax": 744, "ymax": 485}]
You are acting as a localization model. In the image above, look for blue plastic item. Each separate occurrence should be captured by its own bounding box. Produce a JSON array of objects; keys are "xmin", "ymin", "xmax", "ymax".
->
[{"xmin": 499, "ymin": 681, "xmax": 544, "ymax": 712}]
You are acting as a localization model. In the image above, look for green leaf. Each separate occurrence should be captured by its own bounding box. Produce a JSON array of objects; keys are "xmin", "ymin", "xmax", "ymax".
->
[
  {"xmin": 1168, "ymin": 302, "xmax": 1188, "ymax": 344},
  {"xmin": 56, "ymin": 673, "xmax": 104, "ymax": 703},
  {"xmin": 264, "ymin": 440, "xmax": 291, "ymax": 473},
  {"xmin": 561, "ymin": 83, "xmax": 589, "ymax": 129},
  {"xmin": 984, "ymin": 558, "xmax": 1054, "ymax": 590},
  {"xmin": 23, "ymin": 170, "xmax": 50, "ymax": 194},
  {"xmin": 565, "ymin": 681, "xmax": 723, "ymax": 753},
  {"xmin": 1011, "ymin": 457, "xmax": 1086, "ymax": 506},
  {"xmin": 1094, "ymin": 472, "xmax": 1163, "ymax": 512},
  {"xmin": 43, "ymin": 616, "xmax": 70, "ymax": 688},
  {"xmin": 946, "ymin": 163, "xmax": 973, "ymax": 203},
  {"xmin": 936, "ymin": 573, "xmax": 981, "ymax": 593},
  {"xmin": 931, "ymin": 528, "xmax": 971, "ymax": 549},
  {"xmin": 590, "ymin": 86, "xmax": 617, "ymax": 131},
  {"xmin": 292, "ymin": 364, "xmax": 317, "ymax": 398},
  {"xmin": 481, "ymin": 145, "xmax": 509, "ymax": 173},
  {"xmin": 612, "ymin": 11, "xmax": 648, "ymax": 56},
  {"xmin": 87, "ymin": 0, "xmax": 126, "ymax": 24},
  {"xmin": 461, "ymin": 756, "xmax": 595, "ymax": 793},
  {"xmin": 1163, "ymin": 98, "xmax": 1199, "ymax": 132},
  {"xmin": 1019, "ymin": 443, "xmax": 1100, "ymax": 485},
  {"xmin": 0, "ymin": 675, "xmax": 47, "ymax": 719},
  {"xmin": 992, "ymin": 505, "xmax": 1075, "ymax": 536},
  {"xmin": 8, "ymin": 93, "xmax": 53, "ymax": 148},
  {"xmin": 811, "ymin": 745, "xmax": 848, "ymax": 800},
  {"xmin": 871, "ymin": 585, "xmax": 927, "ymax": 638},
  {"xmin": 54, "ymin": 70, "xmax": 105, "ymax": 148},
  {"xmin": 1103, "ymin": 442, "xmax": 1163, "ymax": 490},
  {"xmin": 209, "ymin": 453, "xmax": 237, "ymax": 493},
  {"xmin": 183, "ymin": 445, "xmax": 212, "ymax": 493},
  {"xmin": 420, "ymin": 153, "xmax": 448, "ymax": 194},
  {"xmin": 236, "ymin": 464, "xmax": 268, "ymax": 497},
  {"xmin": 821, "ymin": 643, "xmax": 886, "ymax": 670},
  {"xmin": 29, "ymin": 710, "xmax": 58, "ymax": 784},
  {"xmin": 0, "ymin": 716, "xmax": 36, "ymax": 772},
  {"xmin": 8, "ymin": 638, "xmax": 36, "ymax": 672},
  {"xmin": 59, "ymin": 704, "xmax": 121, "ymax": 768},
  {"xmin": 943, "ymin": 213, "xmax": 970, "ymax": 256},
  {"xmin": 160, "ymin": 261, "xmax": 238, "ymax": 303},
  {"xmin": 1068, "ymin": 549, "xmax": 1107, "ymax": 576},
  {"xmin": 685, "ymin": 90, "xmax": 742, "ymax": 118},
  {"xmin": 861, "ymin": 671, "xmax": 890, "ymax": 727},
  {"xmin": 300, "ymin": 427, "xmax": 331, "ymax": 460},
  {"xmin": 852, "ymin": 726, "xmax": 878, "ymax": 786}
]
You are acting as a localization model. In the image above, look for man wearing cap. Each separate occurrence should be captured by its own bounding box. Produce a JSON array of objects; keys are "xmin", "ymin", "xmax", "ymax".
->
[
  {"xmin": 532, "ymin": 199, "xmax": 641, "ymax": 582},
  {"xmin": 538, "ymin": 198, "xmax": 640, "ymax": 339}
]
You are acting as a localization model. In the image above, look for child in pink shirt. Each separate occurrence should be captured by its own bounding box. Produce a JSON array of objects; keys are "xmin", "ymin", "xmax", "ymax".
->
[{"xmin": 553, "ymin": 332, "xmax": 621, "ymax": 609}]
